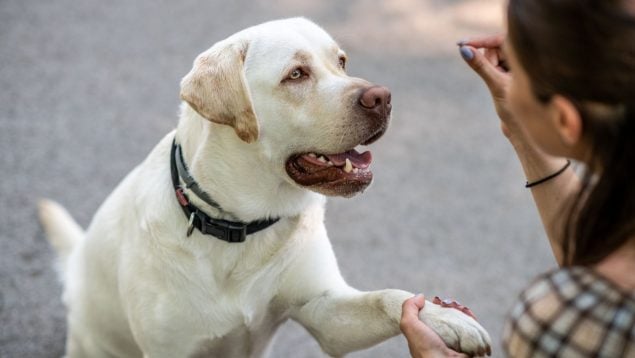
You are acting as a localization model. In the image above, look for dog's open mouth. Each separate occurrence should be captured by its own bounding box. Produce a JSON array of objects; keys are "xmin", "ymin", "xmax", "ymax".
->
[{"xmin": 285, "ymin": 128, "xmax": 386, "ymax": 197}]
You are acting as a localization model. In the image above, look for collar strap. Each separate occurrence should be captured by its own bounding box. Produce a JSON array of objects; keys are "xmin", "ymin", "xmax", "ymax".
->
[
  {"xmin": 170, "ymin": 138, "xmax": 279, "ymax": 243},
  {"xmin": 174, "ymin": 143, "xmax": 224, "ymax": 212}
]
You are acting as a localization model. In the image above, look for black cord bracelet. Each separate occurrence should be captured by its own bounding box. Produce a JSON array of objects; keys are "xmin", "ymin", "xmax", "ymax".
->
[{"xmin": 525, "ymin": 160, "xmax": 572, "ymax": 188}]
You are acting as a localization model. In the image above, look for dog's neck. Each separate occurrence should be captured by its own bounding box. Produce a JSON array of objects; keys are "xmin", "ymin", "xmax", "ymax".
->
[{"xmin": 175, "ymin": 103, "xmax": 324, "ymax": 222}]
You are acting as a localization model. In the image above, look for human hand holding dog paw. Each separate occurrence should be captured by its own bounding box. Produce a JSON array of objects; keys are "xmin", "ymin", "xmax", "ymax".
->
[{"xmin": 401, "ymin": 294, "xmax": 492, "ymax": 357}]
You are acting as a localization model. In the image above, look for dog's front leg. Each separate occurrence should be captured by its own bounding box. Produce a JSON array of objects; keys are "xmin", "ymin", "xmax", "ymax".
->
[
  {"xmin": 282, "ymin": 225, "xmax": 490, "ymax": 356},
  {"xmin": 291, "ymin": 288, "xmax": 492, "ymax": 357},
  {"xmin": 290, "ymin": 287, "xmax": 413, "ymax": 357}
]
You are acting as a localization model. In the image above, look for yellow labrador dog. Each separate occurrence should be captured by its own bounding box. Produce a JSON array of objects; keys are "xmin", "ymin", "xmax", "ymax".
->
[{"xmin": 39, "ymin": 18, "xmax": 491, "ymax": 357}]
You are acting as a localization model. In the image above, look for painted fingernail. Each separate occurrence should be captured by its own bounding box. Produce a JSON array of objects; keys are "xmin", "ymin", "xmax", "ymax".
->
[{"xmin": 460, "ymin": 46, "xmax": 474, "ymax": 61}]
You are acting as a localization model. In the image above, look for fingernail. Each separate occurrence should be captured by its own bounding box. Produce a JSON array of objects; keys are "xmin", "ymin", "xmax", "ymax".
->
[
  {"xmin": 460, "ymin": 46, "xmax": 474, "ymax": 61},
  {"xmin": 456, "ymin": 39, "xmax": 468, "ymax": 46}
]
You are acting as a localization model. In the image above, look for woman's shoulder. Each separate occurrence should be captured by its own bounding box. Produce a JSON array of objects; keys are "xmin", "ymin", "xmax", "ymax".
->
[
  {"xmin": 503, "ymin": 266, "xmax": 635, "ymax": 357},
  {"xmin": 522, "ymin": 266, "xmax": 634, "ymax": 305}
]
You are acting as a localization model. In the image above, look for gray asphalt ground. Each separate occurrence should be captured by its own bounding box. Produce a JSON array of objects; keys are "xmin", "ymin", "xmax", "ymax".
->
[{"xmin": 0, "ymin": 0, "xmax": 557, "ymax": 357}]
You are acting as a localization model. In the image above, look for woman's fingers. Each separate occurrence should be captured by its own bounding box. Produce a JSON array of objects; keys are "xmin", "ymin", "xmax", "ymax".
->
[
  {"xmin": 459, "ymin": 34, "xmax": 506, "ymax": 49},
  {"xmin": 459, "ymin": 33, "xmax": 510, "ymax": 96},
  {"xmin": 459, "ymin": 45, "xmax": 510, "ymax": 98},
  {"xmin": 400, "ymin": 294, "xmax": 426, "ymax": 333},
  {"xmin": 401, "ymin": 295, "xmax": 478, "ymax": 358},
  {"xmin": 484, "ymin": 48, "xmax": 500, "ymax": 68},
  {"xmin": 484, "ymin": 47, "xmax": 510, "ymax": 73}
]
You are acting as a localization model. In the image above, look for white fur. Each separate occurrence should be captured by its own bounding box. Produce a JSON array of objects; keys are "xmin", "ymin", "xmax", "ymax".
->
[{"xmin": 38, "ymin": 17, "xmax": 491, "ymax": 357}]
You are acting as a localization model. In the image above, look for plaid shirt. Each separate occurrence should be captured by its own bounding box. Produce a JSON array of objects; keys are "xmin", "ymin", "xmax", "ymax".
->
[{"xmin": 503, "ymin": 266, "xmax": 635, "ymax": 357}]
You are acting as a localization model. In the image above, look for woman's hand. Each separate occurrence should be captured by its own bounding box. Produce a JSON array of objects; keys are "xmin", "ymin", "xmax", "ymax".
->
[
  {"xmin": 458, "ymin": 35, "xmax": 517, "ymax": 139},
  {"xmin": 459, "ymin": 35, "xmax": 578, "ymax": 265},
  {"xmin": 400, "ymin": 295, "xmax": 470, "ymax": 358}
]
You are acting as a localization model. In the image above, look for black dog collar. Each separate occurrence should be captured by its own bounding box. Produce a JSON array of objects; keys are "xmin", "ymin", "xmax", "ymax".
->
[{"xmin": 170, "ymin": 138, "xmax": 279, "ymax": 243}]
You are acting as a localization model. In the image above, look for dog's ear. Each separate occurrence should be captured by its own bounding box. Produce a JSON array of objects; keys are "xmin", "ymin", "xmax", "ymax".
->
[{"xmin": 180, "ymin": 39, "xmax": 259, "ymax": 143}]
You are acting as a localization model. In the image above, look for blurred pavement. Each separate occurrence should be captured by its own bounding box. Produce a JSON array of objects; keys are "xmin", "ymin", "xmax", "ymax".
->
[{"xmin": 0, "ymin": 0, "xmax": 556, "ymax": 357}]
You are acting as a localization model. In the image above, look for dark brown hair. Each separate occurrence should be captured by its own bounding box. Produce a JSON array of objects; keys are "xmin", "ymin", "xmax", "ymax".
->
[{"xmin": 507, "ymin": 0, "xmax": 635, "ymax": 266}]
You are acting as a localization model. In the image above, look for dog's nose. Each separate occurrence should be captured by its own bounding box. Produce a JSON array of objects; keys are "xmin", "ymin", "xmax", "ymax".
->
[{"xmin": 359, "ymin": 86, "xmax": 392, "ymax": 115}]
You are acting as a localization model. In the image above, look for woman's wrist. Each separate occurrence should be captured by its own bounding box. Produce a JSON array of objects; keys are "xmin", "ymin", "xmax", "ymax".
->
[{"xmin": 507, "ymin": 134, "xmax": 571, "ymax": 185}]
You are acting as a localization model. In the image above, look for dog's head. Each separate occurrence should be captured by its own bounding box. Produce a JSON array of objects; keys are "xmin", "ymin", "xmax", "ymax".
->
[{"xmin": 180, "ymin": 17, "xmax": 391, "ymax": 198}]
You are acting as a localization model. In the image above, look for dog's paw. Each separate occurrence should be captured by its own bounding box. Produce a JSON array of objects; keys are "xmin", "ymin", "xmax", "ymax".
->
[{"xmin": 419, "ymin": 299, "xmax": 492, "ymax": 356}]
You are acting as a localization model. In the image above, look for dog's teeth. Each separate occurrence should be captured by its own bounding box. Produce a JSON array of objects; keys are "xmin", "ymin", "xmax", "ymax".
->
[
  {"xmin": 318, "ymin": 156, "xmax": 327, "ymax": 163},
  {"xmin": 353, "ymin": 168, "xmax": 359, "ymax": 174},
  {"xmin": 308, "ymin": 153, "xmax": 317, "ymax": 158},
  {"xmin": 327, "ymin": 161, "xmax": 334, "ymax": 166},
  {"xmin": 344, "ymin": 158, "xmax": 353, "ymax": 173}
]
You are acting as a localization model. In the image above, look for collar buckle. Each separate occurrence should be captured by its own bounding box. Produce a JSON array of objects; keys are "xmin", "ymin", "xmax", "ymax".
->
[
  {"xmin": 225, "ymin": 224, "xmax": 247, "ymax": 243},
  {"xmin": 200, "ymin": 217, "xmax": 247, "ymax": 243}
]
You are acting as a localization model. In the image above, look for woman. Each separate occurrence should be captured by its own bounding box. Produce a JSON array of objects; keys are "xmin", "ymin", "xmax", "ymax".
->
[{"xmin": 400, "ymin": 0, "xmax": 635, "ymax": 356}]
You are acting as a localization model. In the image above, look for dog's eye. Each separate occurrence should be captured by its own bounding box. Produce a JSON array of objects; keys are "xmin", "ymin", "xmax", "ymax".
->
[
  {"xmin": 288, "ymin": 68, "xmax": 306, "ymax": 81},
  {"xmin": 338, "ymin": 57, "xmax": 346, "ymax": 70}
]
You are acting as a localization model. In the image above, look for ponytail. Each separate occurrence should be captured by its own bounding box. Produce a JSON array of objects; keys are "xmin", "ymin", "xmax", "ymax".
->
[{"xmin": 564, "ymin": 102, "xmax": 635, "ymax": 266}]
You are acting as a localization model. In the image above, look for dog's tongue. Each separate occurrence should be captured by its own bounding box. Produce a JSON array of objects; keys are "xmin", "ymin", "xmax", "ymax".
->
[{"xmin": 326, "ymin": 150, "xmax": 372, "ymax": 169}]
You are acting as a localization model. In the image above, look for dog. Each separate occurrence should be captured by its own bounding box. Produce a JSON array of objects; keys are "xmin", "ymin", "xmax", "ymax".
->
[{"xmin": 39, "ymin": 17, "xmax": 491, "ymax": 357}]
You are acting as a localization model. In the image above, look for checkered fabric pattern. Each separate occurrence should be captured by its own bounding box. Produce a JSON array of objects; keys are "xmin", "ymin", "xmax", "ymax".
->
[{"xmin": 503, "ymin": 267, "xmax": 635, "ymax": 357}]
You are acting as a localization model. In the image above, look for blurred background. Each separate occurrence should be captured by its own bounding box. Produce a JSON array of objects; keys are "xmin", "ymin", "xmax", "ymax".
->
[{"xmin": 0, "ymin": 0, "xmax": 557, "ymax": 357}]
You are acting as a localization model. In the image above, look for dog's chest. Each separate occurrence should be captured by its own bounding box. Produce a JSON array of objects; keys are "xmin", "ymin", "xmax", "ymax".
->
[
  {"xmin": 175, "ymin": 274, "xmax": 288, "ymax": 358},
  {"xmin": 139, "ymin": 214, "xmax": 309, "ymax": 357},
  {"xmin": 167, "ymin": 241, "xmax": 293, "ymax": 354},
  {"xmin": 188, "ymin": 300, "xmax": 287, "ymax": 358}
]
